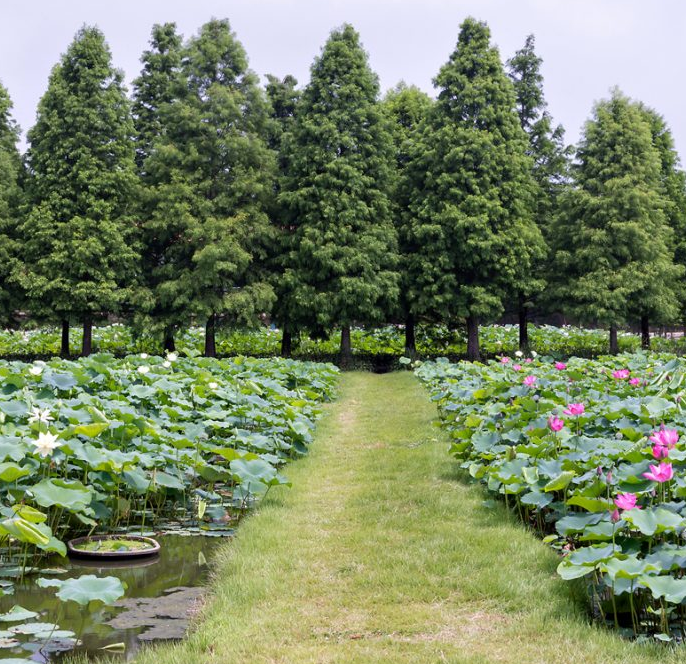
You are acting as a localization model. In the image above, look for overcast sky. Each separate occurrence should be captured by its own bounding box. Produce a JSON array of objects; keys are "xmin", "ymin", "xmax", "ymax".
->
[{"xmin": 2, "ymin": 0, "xmax": 685, "ymax": 159}]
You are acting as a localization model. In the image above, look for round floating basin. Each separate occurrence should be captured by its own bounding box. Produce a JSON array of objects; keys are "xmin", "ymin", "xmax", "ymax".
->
[{"xmin": 67, "ymin": 534, "xmax": 161, "ymax": 560}]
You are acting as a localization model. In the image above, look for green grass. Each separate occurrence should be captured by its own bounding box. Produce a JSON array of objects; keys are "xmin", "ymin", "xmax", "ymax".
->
[{"xmin": 133, "ymin": 372, "xmax": 679, "ymax": 663}]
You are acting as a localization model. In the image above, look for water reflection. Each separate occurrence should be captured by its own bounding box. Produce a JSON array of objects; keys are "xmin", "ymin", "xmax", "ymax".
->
[{"xmin": 0, "ymin": 534, "xmax": 223, "ymax": 662}]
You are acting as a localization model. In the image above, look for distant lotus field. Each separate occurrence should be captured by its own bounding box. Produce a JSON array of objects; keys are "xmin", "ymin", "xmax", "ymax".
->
[
  {"xmin": 1, "ymin": 323, "xmax": 683, "ymax": 361},
  {"xmin": 417, "ymin": 353, "xmax": 686, "ymax": 641}
]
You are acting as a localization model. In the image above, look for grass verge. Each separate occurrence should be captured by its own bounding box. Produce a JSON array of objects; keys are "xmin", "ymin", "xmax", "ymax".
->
[{"xmin": 130, "ymin": 372, "xmax": 678, "ymax": 663}]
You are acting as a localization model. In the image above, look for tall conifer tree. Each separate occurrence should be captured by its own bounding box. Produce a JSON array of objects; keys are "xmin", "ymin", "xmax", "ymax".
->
[
  {"xmin": 507, "ymin": 35, "xmax": 568, "ymax": 349},
  {"xmin": 636, "ymin": 104, "xmax": 686, "ymax": 345},
  {"xmin": 264, "ymin": 74, "xmax": 301, "ymax": 357},
  {"xmin": 132, "ymin": 22, "xmax": 183, "ymax": 173},
  {"xmin": 0, "ymin": 82, "xmax": 22, "ymax": 325},
  {"xmin": 18, "ymin": 26, "xmax": 139, "ymax": 357},
  {"xmin": 551, "ymin": 90, "xmax": 681, "ymax": 353},
  {"xmin": 383, "ymin": 82, "xmax": 433, "ymax": 357},
  {"xmin": 280, "ymin": 24, "xmax": 399, "ymax": 365},
  {"xmin": 132, "ymin": 22, "xmax": 184, "ymax": 350},
  {"xmin": 404, "ymin": 18, "xmax": 542, "ymax": 360},
  {"xmin": 145, "ymin": 19, "xmax": 276, "ymax": 357}
]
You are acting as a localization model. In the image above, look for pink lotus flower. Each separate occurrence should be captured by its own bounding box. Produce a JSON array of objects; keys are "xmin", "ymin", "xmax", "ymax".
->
[
  {"xmin": 649, "ymin": 428, "xmax": 679, "ymax": 459},
  {"xmin": 563, "ymin": 403, "xmax": 585, "ymax": 417},
  {"xmin": 500, "ymin": 357, "xmax": 510, "ymax": 364},
  {"xmin": 555, "ymin": 362, "xmax": 567, "ymax": 370},
  {"xmin": 612, "ymin": 369, "xmax": 630, "ymax": 380},
  {"xmin": 652, "ymin": 444, "xmax": 670, "ymax": 459},
  {"xmin": 512, "ymin": 364, "xmax": 522, "ymax": 371},
  {"xmin": 523, "ymin": 375, "xmax": 537, "ymax": 387},
  {"xmin": 629, "ymin": 377, "xmax": 641, "ymax": 386},
  {"xmin": 650, "ymin": 428, "xmax": 679, "ymax": 448},
  {"xmin": 610, "ymin": 509, "xmax": 621, "ymax": 523},
  {"xmin": 614, "ymin": 493, "xmax": 640, "ymax": 510},
  {"xmin": 525, "ymin": 358, "xmax": 533, "ymax": 364},
  {"xmin": 642, "ymin": 462, "xmax": 674, "ymax": 483},
  {"xmin": 548, "ymin": 416, "xmax": 564, "ymax": 432}
]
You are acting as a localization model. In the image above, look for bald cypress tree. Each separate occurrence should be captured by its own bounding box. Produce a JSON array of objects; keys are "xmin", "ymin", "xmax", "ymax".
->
[
  {"xmin": 132, "ymin": 22, "xmax": 183, "ymax": 173},
  {"xmin": 507, "ymin": 35, "xmax": 568, "ymax": 349},
  {"xmin": 280, "ymin": 24, "xmax": 399, "ymax": 365},
  {"xmin": 0, "ymin": 82, "xmax": 22, "ymax": 325},
  {"xmin": 404, "ymin": 18, "xmax": 542, "ymax": 360},
  {"xmin": 636, "ymin": 104, "xmax": 686, "ymax": 345},
  {"xmin": 132, "ymin": 22, "xmax": 184, "ymax": 350},
  {"xmin": 551, "ymin": 90, "xmax": 681, "ymax": 353},
  {"xmin": 383, "ymin": 83, "xmax": 433, "ymax": 357},
  {"xmin": 145, "ymin": 19, "xmax": 276, "ymax": 357},
  {"xmin": 17, "ymin": 26, "xmax": 139, "ymax": 357},
  {"xmin": 264, "ymin": 74, "xmax": 301, "ymax": 357}
]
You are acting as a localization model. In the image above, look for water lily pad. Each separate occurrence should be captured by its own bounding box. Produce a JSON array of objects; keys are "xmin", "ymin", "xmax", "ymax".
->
[
  {"xmin": 0, "ymin": 606, "xmax": 38, "ymax": 622},
  {"xmin": 37, "ymin": 575, "xmax": 126, "ymax": 606}
]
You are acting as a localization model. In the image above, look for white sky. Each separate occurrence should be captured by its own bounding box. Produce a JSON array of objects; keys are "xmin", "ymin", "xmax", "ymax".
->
[{"xmin": 2, "ymin": 0, "xmax": 685, "ymax": 159}]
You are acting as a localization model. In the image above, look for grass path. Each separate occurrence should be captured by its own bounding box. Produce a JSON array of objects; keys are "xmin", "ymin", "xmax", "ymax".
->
[{"xmin": 136, "ymin": 372, "xmax": 676, "ymax": 664}]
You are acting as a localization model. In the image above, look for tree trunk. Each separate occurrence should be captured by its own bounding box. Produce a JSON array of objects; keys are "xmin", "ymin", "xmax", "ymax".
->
[
  {"xmin": 467, "ymin": 315, "xmax": 480, "ymax": 362},
  {"xmin": 281, "ymin": 329, "xmax": 292, "ymax": 358},
  {"xmin": 163, "ymin": 327, "xmax": 175, "ymax": 353},
  {"xmin": 518, "ymin": 295, "xmax": 529, "ymax": 351},
  {"xmin": 404, "ymin": 315, "xmax": 417, "ymax": 359},
  {"xmin": 340, "ymin": 325, "xmax": 352, "ymax": 368},
  {"xmin": 609, "ymin": 324, "xmax": 618, "ymax": 355},
  {"xmin": 204, "ymin": 314, "xmax": 216, "ymax": 358},
  {"xmin": 641, "ymin": 316, "xmax": 651, "ymax": 350},
  {"xmin": 81, "ymin": 317, "xmax": 93, "ymax": 357},
  {"xmin": 60, "ymin": 319, "xmax": 70, "ymax": 358}
]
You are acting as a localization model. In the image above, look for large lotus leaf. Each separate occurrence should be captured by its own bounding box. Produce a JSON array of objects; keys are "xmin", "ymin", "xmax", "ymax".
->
[
  {"xmin": 44, "ymin": 373, "xmax": 78, "ymax": 391},
  {"xmin": 642, "ymin": 397, "xmax": 676, "ymax": 418},
  {"xmin": 128, "ymin": 385, "xmax": 157, "ymax": 399},
  {"xmin": 623, "ymin": 507, "xmax": 684, "ymax": 537},
  {"xmin": 28, "ymin": 479, "xmax": 93, "ymax": 511},
  {"xmin": 556, "ymin": 512, "xmax": 603, "ymax": 535},
  {"xmin": 520, "ymin": 491, "xmax": 553, "ymax": 508},
  {"xmin": 230, "ymin": 458, "xmax": 277, "ymax": 495},
  {"xmin": 0, "ymin": 605, "xmax": 38, "ymax": 622},
  {"xmin": 566, "ymin": 496, "xmax": 614, "ymax": 513},
  {"xmin": 0, "ymin": 463, "xmax": 30, "ymax": 483},
  {"xmin": 557, "ymin": 559, "xmax": 596, "ymax": 580},
  {"xmin": 602, "ymin": 555, "xmax": 658, "ymax": 580},
  {"xmin": 121, "ymin": 469, "xmax": 150, "ymax": 493},
  {"xmin": 640, "ymin": 574, "xmax": 686, "ymax": 604},
  {"xmin": 37, "ymin": 575, "xmax": 126, "ymax": 606},
  {"xmin": 0, "ymin": 517, "xmax": 50, "ymax": 546},
  {"xmin": 566, "ymin": 543, "xmax": 618, "ymax": 567},
  {"xmin": 0, "ymin": 440, "xmax": 26, "ymax": 463},
  {"xmin": 544, "ymin": 471, "xmax": 575, "ymax": 492},
  {"xmin": 0, "ymin": 401, "xmax": 28, "ymax": 419},
  {"xmin": 152, "ymin": 471, "xmax": 184, "ymax": 490},
  {"xmin": 73, "ymin": 422, "xmax": 109, "ymax": 438}
]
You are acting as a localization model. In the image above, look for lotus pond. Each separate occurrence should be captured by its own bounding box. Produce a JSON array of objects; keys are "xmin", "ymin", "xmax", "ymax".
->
[
  {"xmin": 417, "ymin": 353, "xmax": 686, "ymax": 642},
  {"xmin": 0, "ymin": 353, "xmax": 338, "ymax": 659}
]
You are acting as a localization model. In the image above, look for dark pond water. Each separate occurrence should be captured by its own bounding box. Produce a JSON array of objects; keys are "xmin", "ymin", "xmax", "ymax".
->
[{"xmin": 0, "ymin": 534, "xmax": 225, "ymax": 662}]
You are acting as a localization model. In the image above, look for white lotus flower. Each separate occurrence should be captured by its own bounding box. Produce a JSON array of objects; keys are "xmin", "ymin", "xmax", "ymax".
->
[
  {"xmin": 33, "ymin": 431, "xmax": 62, "ymax": 457},
  {"xmin": 28, "ymin": 407, "xmax": 54, "ymax": 424},
  {"xmin": 137, "ymin": 365, "xmax": 150, "ymax": 374},
  {"xmin": 514, "ymin": 350, "xmax": 523, "ymax": 358},
  {"xmin": 208, "ymin": 382, "xmax": 218, "ymax": 390},
  {"xmin": 140, "ymin": 353, "xmax": 149, "ymax": 359},
  {"xmin": 166, "ymin": 352, "xmax": 178, "ymax": 362},
  {"xmin": 163, "ymin": 361, "xmax": 171, "ymax": 368},
  {"xmin": 531, "ymin": 351, "xmax": 538, "ymax": 358},
  {"xmin": 28, "ymin": 366, "xmax": 43, "ymax": 376}
]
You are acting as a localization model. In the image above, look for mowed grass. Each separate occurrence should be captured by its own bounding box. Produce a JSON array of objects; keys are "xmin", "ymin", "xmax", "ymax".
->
[{"xmin": 133, "ymin": 372, "xmax": 679, "ymax": 664}]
